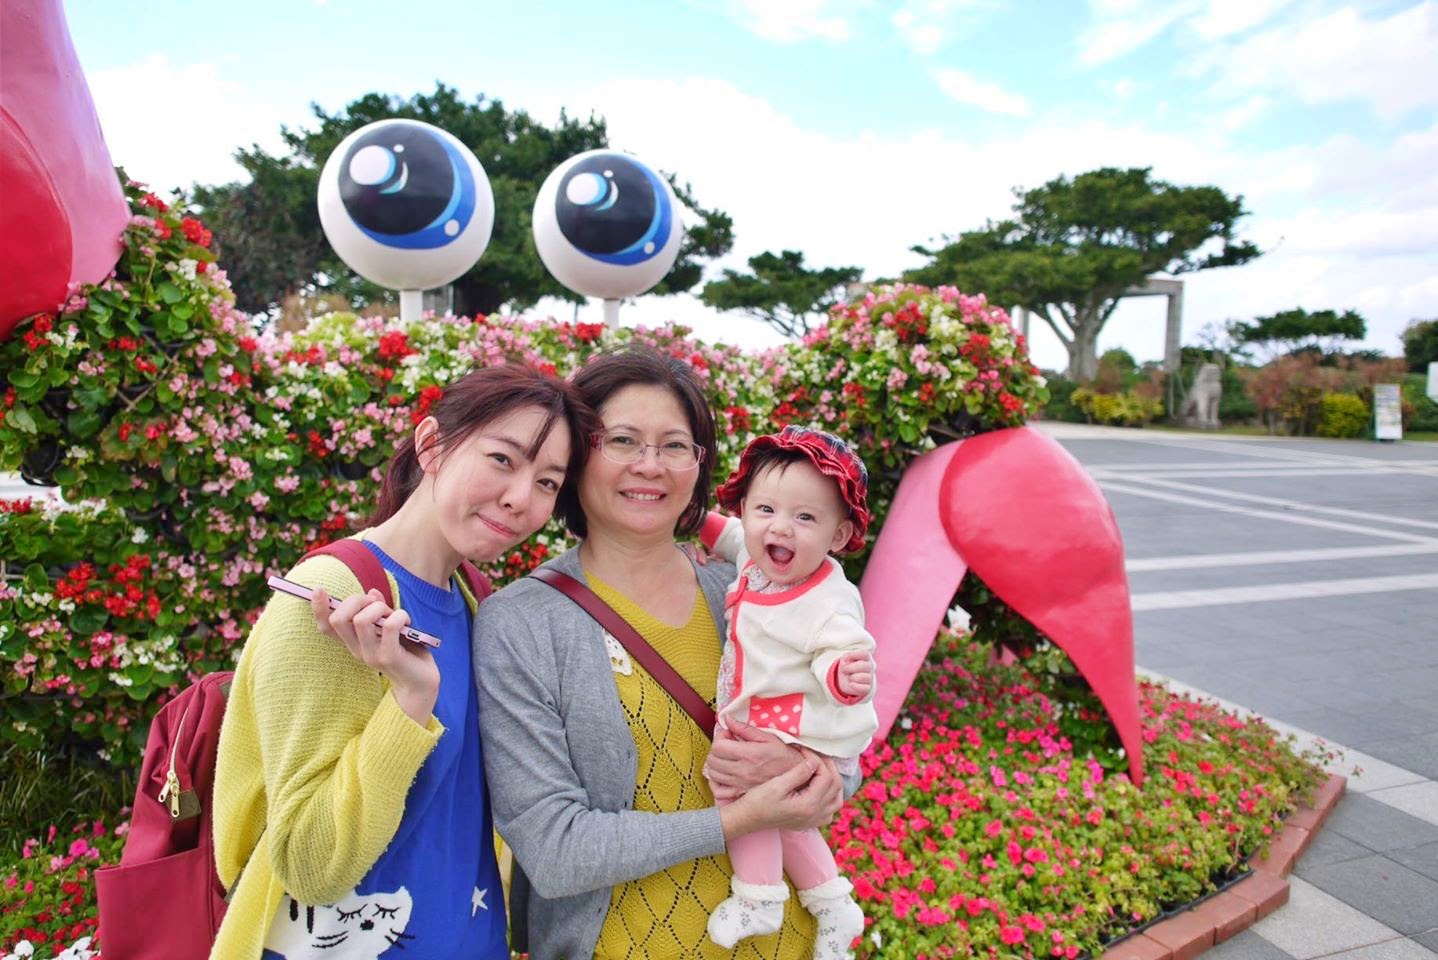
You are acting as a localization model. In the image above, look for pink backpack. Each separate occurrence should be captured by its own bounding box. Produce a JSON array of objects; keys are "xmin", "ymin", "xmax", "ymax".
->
[{"xmin": 94, "ymin": 540, "xmax": 489, "ymax": 959}]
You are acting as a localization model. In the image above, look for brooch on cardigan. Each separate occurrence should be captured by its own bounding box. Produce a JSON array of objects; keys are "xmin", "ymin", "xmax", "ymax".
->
[{"xmin": 603, "ymin": 632, "xmax": 633, "ymax": 675}]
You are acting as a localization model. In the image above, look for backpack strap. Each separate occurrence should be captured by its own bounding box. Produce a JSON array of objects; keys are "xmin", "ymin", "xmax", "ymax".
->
[
  {"xmin": 531, "ymin": 567, "xmax": 716, "ymax": 739},
  {"xmin": 303, "ymin": 539, "xmax": 393, "ymax": 606},
  {"xmin": 457, "ymin": 560, "xmax": 492, "ymax": 608},
  {"xmin": 307, "ymin": 539, "xmax": 492, "ymax": 611}
]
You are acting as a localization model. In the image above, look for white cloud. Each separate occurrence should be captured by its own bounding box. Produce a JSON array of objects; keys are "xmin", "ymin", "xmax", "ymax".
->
[
  {"xmin": 86, "ymin": 54, "xmax": 305, "ymax": 192},
  {"xmin": 889, "ymin": 0, "xmax": 994, "ymax": 55},
  {"xmin": 1219, "ymin": 94, "xmax": 1271, "ymax": 131},
  {"xmin": 932, "ymin": 68, "xmax": 1031, "ymax": 116},
  {"xmin": 1078, "ymin": 0, "xmax": 1200, "ymax": 65},
  {"xmin": 1190, "ymin": 3, "xmax": 1438, "ymax": 120},
  {"xmin": 729, "ymin": 0, "xmax": 853, "ymax": 42},
  {"xmin": 1188, "ymin": 0, "xmax": 1293, "ymax": 39}
]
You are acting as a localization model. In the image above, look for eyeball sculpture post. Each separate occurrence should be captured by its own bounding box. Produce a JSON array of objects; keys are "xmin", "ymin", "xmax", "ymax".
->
[
  {"xmin": 532, "ymin": 150, "xmax": 684, "ymax": 328},
  {"xmin": 317, "ymin": 119, "xmax": 494, "ymax": 322}
]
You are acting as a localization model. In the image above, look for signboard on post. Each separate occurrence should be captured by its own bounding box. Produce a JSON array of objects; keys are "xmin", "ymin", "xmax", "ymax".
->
[
  {"xmin": 1427, "ymin": 362, "xmax": 1437, "ymax": 401},
  {"xmin": 1374, "ymin": 383, "xmax": 1403, "ymax": 441}
]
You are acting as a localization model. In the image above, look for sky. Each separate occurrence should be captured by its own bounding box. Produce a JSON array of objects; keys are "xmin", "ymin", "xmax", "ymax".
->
[{"xmin": 64, "ymin": 0, "xmax": 1438, "ymax": 371}]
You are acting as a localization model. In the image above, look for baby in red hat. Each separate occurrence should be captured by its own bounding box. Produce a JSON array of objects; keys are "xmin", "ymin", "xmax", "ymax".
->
[{"xmin": 697, "ymin": 425, "xmax": 878, "ymax": 958}]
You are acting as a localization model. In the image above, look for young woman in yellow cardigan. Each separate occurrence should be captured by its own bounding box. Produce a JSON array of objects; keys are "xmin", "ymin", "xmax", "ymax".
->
[{"xmin": 210, "ymin": 364, "xmax": 598, "ymax": 960}]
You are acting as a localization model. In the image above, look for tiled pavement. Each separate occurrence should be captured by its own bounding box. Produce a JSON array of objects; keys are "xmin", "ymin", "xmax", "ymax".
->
[{"xmin": 1043, "ymin": 423, "xmax": 1438, "ymax": 958}]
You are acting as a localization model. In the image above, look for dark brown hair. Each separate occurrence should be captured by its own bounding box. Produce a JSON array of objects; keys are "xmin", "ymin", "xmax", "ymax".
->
[
  {"xmin": 369, "ymin": 363, "xmax": 600, "ymax": 526},
  {"xmin": 556, "ymin": 347, "xmax": 718, "ymax": 540}
]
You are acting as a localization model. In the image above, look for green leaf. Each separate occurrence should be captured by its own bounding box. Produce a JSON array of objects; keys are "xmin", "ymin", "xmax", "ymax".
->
[
  {"xmin": 71, "ymin": 606, "xmax": 109, "ymax": 634},
  {"xmin": 158, "ymin": 282, "xmax": 184, "ymax": 304},
  {"xmin": 67, "ymin": 408, "xmax": 103, "ymax": 438},
  {"xmin": 6, "ymin": 406, "xmax": 37, "ymax": 434},
  {"xmin": 171, "ymin": 302, "xmax": 195, "ymax": 321},
  {"xmin": 8, "ymin": 370, "xmax": 39, "ymax": 390},
  {"xmin": 203, "ymin": 358, "xmax": 220, "ymax": 384}
]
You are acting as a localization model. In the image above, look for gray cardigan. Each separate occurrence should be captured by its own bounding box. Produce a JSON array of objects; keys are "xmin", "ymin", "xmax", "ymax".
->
[{"xmin": 472, "ymin": 546, "xmax": 735, "ymax": 960}]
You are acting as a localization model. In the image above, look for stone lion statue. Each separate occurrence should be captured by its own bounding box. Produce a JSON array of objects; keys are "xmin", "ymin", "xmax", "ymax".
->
[{"xmin": 1180, "ymin": 363, "xmax": 1222, "ymax": 429}]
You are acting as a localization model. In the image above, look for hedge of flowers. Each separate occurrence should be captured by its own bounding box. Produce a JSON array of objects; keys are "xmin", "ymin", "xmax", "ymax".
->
[
  {"xmin": 2, "ymin": 182, "xmax": 1324, "ymax": 957},
  {"xmin": 0, "ymin": 181, "xmax": 1048, "ymax": 773},
  {"xmin": 833, "ymin": 631, "xmax": 1327, "ymax": 958}
]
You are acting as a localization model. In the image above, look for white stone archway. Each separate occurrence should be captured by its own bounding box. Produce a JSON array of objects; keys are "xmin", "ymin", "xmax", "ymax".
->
[{"xmin": 1010, "ymin": 276, "xmax": 1185, "ymax": 375}]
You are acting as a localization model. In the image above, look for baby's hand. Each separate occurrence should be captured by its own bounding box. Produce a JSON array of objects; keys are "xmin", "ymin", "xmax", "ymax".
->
[{"xmin": 836, "ymin": 652, "xmax": 873, "ymax": 699}]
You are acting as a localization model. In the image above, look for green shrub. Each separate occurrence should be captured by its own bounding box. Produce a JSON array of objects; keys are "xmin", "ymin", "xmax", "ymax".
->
[
  {"xmin": 1401, "ymin": 374, "xmax": 1438, "ymax": 432},
  {"xmin": 1071, "ymin": 387, "xmax": 1164, "ymax": 427},
  {"xmin": 1316, "ymin": 393, "xmax": 1369, "ymax": 438},
  {"xmin": 1039, "ymin": 374, "xmax": 1087, "ymax": 423}
]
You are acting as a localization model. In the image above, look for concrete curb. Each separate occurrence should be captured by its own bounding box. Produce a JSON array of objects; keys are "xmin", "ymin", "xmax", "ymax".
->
[{"xmin": 1098, "ymin": 773, "xmax": 1347, "ymax": 960}]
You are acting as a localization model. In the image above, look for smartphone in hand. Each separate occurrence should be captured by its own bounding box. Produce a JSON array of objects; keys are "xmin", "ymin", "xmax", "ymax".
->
[{"xmin": 267, "ymin": 576, "xmax": 441, "ymax": 648}]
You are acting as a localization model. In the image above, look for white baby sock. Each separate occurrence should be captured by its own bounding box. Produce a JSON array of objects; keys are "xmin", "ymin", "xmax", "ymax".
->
[
  {"xmin": 798, "ymin": 877, "xmax": 864, "ymax": 960},
  {"xmin": 707, "ymin": 878, "xmax": 789, "ymax": 948}
]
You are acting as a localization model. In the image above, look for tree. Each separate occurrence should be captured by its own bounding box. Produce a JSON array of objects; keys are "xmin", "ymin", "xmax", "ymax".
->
[
  {"xmin": 191, "ymin": 84, "xmax": 734, "ymax": 318},
  {"xmin": 700, "ymin": 250, "xmax": 862, "ymax": 338},
  {"xmin": 1227, "ymin": 307, "xmax": 1366, "ymax": 361},
  {"xmin": 904, "ymin": 167, "xmax": 1261, "ymax": 380},
  {"xmin": 1401, "ymin": 318, "xmax": 1438, "ymax": 372}
]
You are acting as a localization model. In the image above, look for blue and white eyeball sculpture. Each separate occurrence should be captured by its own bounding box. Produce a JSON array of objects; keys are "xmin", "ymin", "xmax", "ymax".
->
[
  {"xmin": 317, "ymin": 119, "xmax": 494, "ymax": 290},
  {"xmin": 532, "ymin": 150, "xmax": 684, "ymax": 300}
]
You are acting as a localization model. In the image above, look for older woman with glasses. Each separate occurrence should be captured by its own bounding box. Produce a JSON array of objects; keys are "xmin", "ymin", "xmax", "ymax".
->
[{"xmin": 475, "ymin": 347, "xmax": 850, "ymax": 960}]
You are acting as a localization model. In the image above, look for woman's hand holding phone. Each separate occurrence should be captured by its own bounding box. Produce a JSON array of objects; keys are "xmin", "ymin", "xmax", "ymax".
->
[{"xmin": 310, "ymin": 586, "xmax": 440, "ymax": 726}]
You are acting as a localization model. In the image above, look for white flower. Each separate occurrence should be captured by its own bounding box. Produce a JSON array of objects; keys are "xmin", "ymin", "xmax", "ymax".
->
[
  {"xmin": 6, "ymin": 939, "xmax": 36, "ymax": 959},
  {"xmin": 869, "ymin": 931, "xmax": 883, "ymax": 948},
  {"xmin": 55, "ymin": 937, "xmax": 95, "ymax": 960},
  {"xmin": 176, "ymin": 258, "xmax": 198, "ymax": 280},
  {"xmin": 131, "ymin": 527, "xmax": 150, "ymax": 544}
]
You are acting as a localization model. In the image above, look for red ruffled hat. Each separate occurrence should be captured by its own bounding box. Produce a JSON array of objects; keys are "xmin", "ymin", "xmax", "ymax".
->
[{"xmin": 716, "ymin": 425, "xmax": 871, "ymax": 553}]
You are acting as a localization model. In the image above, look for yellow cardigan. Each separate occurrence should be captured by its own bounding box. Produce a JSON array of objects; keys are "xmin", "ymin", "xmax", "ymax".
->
[{"xmin": 210, "ymin": 544, "xmax": 479, "ymax": 959}]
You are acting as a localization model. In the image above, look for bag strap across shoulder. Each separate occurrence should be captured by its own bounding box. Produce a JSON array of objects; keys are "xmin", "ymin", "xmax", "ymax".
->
[
  {"xmin": 531, "ymin": 567, "xmax": 716, "ymax": 740},
  {"xmin": 305, "ymin": 539, "xmax": 492, "ymax": 610},
  {"xmin": 305, "ymin": 539, "xmax": 393, "ymax": 605}
]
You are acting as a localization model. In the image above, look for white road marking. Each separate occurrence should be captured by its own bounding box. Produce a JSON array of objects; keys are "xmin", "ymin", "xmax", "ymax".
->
[
  {"xmin": 1131, "ymin": 573, "xmax": 1438, "ymax": 611},
  {"xmin": 1126, "ymin": 543, "xmax": 1438, "ymax": 572},
  {"xmin": 1098, "ymin": 480, "xmax": 1438, "ymax": 546}
]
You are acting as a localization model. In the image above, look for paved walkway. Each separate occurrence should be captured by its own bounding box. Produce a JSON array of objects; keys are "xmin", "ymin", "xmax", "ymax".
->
[{"xmin": 1041, "ymin": 423, "xmax": 1438, "ymax": 959}]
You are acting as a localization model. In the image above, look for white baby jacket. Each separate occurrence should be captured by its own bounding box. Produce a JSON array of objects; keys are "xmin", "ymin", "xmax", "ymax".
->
[{"xmin": 701, "ymin": 513, "xmax": 878, "ymax": 759}]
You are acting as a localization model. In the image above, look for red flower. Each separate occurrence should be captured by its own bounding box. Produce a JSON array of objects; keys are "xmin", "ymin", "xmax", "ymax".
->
[
  {"xmin": 139, "ymin": 192, "xmax": 168, "ymax": 212},
  {"xmin": 180, "ymin": 216, "xmax": 212, "ymax": 247},
  {"xmin": 118, "ymin": 422, "xmax": 134, "ymax": 442},
  {"xmin": 237, "ymin": 336, "xmax": 258, "ymax": 352},
  {"xmin": 377, "ymin": 330, "xmax": 416, "ymax": 361}
]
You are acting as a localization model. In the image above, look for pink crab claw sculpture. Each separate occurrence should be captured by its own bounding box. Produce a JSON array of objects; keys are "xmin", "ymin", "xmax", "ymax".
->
[
  {"xmin": 0, "ymin": 0, "xmax": 127, "ymax": 340},
  {"xmin": 859, "ymin": 425, "xmax": 1145, "ymax": 785}
]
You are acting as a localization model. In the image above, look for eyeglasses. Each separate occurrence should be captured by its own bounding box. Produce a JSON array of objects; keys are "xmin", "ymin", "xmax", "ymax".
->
[{"xmin": 594, "ymin": 430, "xmax": 705, "ymax": 470}]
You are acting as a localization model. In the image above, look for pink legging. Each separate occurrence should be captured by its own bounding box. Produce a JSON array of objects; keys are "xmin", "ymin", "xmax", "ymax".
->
[{"xmin": 719, "ymin": 795, "xmax": 838, "ymax": 889}]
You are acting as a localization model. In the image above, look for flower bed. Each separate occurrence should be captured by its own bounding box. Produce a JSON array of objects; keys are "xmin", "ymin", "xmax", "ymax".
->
[
  {"xmin": 1, "ymin": 634, "xmax": 1326, "ymax": 958},
  {"xmin": 832, "ymin": 631, "xmax": 1327, "ymax": 958},
  {"xmin": 1, "ymin": 819, "xmax": 125, "ymax": 958}
]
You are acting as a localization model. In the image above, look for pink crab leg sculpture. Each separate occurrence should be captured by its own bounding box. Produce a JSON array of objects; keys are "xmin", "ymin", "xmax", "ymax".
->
[
  {"xmin": 0, "ymin": 0, "xmax": 127, "ymax": 340},
  {"xmin": 859, "ymin": 425, "xmax": 1145, "ymax": 785}
]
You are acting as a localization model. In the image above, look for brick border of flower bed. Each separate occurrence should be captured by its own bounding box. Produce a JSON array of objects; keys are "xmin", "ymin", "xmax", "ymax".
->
[{"xmin": 1097, "ymin": 773, "xmax": 1346, "ymax": 960}]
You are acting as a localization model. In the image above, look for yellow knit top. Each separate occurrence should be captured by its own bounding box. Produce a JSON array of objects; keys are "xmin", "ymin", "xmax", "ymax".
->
[
  {"xmin": 210, "ymin": 545, "xmax": 480, "ymax": 960},
  {"xmin": 586, "ymin": 573, "xmax": 815, "ymax": 960}
]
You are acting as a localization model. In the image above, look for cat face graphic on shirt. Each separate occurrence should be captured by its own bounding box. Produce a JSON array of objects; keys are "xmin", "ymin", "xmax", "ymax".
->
[{"xmin": 264, "ymin": 886, "xmax": 414, "ymax": 958}]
